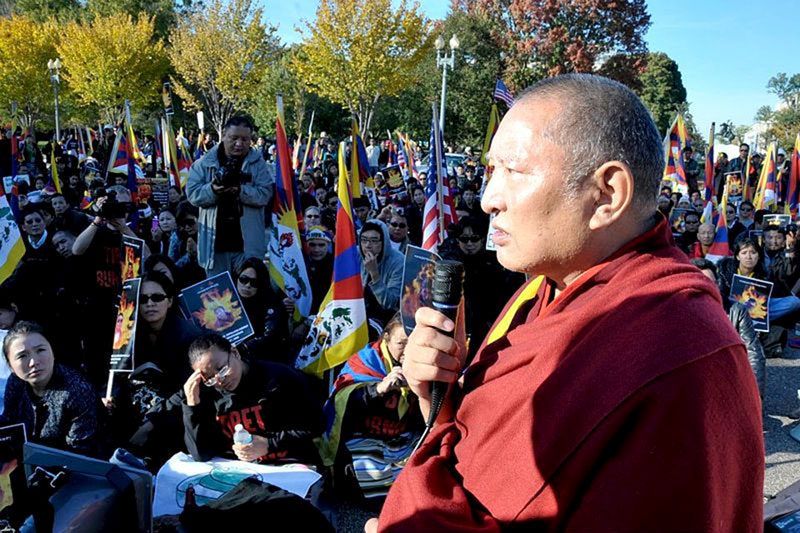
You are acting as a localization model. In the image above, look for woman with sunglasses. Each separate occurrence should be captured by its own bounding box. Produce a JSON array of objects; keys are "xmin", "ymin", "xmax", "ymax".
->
[
  {"xmin": 442, "ymin": 216, "xmax": 525, "ymax": 362},
  {"xmin": 387, "ymin": 211, "xmax": 410, "ymax": 254},
  {"xmin": 234, "ymin": 258, "xmax": 290, "ymax": 364},
  {"xmin": 180, "ymin": 333, "xmax": 322, "ymax": 466}
]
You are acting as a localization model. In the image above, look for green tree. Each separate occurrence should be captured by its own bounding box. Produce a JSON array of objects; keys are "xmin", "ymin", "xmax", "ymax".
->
[
  {"xmin": 767, "ymin": 72, "xmax": 800, "ymax": 109},
  {"xmin": 169, "ymin": 0, "xmax": 280, "ymax": 139},
  {"xmin": 0, "ymin": 16, "xmax": 60, "ymax": 130},
  {"xmin": 86, "ymin": 0, "xmax": 200, "ymax": 40},
  {"xmin": 291, "ymin": 0, "xmax": 432, "ymax": 134},
  {"xmin": 637, "ymin": 52, "xmax": 687, "ymax": 135},
  {"xmin": 57, "ymin": 13, "xmax": 169, "ymax": 125},
  {"xmin": 12, "ymin": 0, "xmax": 79, "ymax": 21},
  {"xmin": 754, "ymin": 105, "xmax": 774, "ymax": 123}
]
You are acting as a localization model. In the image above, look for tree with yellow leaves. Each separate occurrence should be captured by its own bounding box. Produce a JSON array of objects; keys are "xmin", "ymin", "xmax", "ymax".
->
[
  {"xmin": 0, "ymin": 16, "xmax": 60, "ymax": 131},
  {"xmin": 291, "ymin": 0, "xmax": 431, "ymax": 134},
  {"xmin": 57, "ymin": 13, "xmax": 169, "ymax": 125},
  {"xmin": 168, "ymin": 0, "xmax": 281, "ymax": 139}
]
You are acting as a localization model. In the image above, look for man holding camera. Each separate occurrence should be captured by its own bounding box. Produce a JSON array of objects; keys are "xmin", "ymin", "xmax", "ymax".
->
[{"xmin": 187, "ymin": 116, "xmax": 273, "ymax": 276}]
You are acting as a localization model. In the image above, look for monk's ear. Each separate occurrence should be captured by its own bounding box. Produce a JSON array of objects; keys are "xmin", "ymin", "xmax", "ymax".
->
[{"xmin": 587, "ymin": 160, "xmax": 635, "ymax": 231}]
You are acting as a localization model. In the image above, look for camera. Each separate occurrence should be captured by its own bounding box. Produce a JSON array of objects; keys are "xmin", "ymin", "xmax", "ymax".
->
[
  {"xmin": 93, "ymin": 189, "xmax": 129, "ymax": 220},
  {"xmin": 212, "ymin": 159, "xmax": 251, "ymax": 189}
]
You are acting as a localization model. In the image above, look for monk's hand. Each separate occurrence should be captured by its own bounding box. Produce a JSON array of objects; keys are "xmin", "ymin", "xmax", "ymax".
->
[
  {"xmin": 403, "ymin": 304, "xmax": 466, "ymax": 421},
  {"xmin": 232, "ymin": 435, "xmax": 268, "ymax": 462}
]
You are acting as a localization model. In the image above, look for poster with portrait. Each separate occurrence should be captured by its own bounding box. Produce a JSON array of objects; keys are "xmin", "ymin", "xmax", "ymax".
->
[
  {"xmin": 178, "ymin": 272, "xmax": 253, "ymax": 345},
  {"xmin": 763, "ymin": 214, "xmax": 792, "ymax": 228},
  {"xmin": 136, "ymin": 174, "xmax": 170, "ymax": 209},
  {"xmin": 110, "ymin": 278, "xmax": 141, "ymax": 372},
  {"xmin": 121, "ymin": 235, "xmax": 144, "ymax": 281},
  {"xmin": 669, "ymin": 208, "xmax": 691, "ymax": 235},
  {"xmin": 729, "ymin": 274, "xmax": 773, "ymax": 332},
  {"xmin": 725, "ymin": 172, "xmax": 743, "ymax": 207},
  {"xmin": 0, "ymin": 423, "xmax": 26, "ymax": 512},
  {"xmin": 400, "ymin": 246, "xmax": 441, "ymax": 335},
  {"xmin": 381, "ymin": 164, "xmax": 408, "ymax": 203},
  {"xmin": 748, "ymin": 229, "xmax": 764, "ymax": 248}
]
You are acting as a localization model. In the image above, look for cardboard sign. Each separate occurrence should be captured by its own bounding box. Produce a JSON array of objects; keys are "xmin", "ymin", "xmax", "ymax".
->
[
  {"xmin": 121, "ymin": 235, "xmax": 144, "ymax": 281},
  {"xmin": 399, "ymin": 246, "xmax": 440, "ymax": 335},
  {"xmin": 730, "ymin": 274, "xmax": 773, "ymax": 332},
  {"xmin": 179, "ymin": 272, "xmax": 254, "ymax": 345}
]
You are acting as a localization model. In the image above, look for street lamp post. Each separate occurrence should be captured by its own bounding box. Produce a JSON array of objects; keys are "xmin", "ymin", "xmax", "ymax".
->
[
  {"xmin": 435, "ymin": 34, "xmax": 459, "ymax": 134},
  {"xmin": 47, "ymin": 58, "xmax": 62, "ymax": 141}
]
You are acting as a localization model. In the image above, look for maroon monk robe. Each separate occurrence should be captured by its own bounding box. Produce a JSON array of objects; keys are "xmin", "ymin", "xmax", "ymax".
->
[{"xmin": 378, "ymin": 218, "xmax": 764, "ymax": 532}]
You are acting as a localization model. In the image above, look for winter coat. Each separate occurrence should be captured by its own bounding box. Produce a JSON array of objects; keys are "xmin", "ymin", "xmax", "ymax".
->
[
  {"xmin": 728, "ymin": 302, "xmax": 766, "ymax": 397},
  {"xmin": 186, "ymin": 145, "xmax": 274, "ymax": 271}
]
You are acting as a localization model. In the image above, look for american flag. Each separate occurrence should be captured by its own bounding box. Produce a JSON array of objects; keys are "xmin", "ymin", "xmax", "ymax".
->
[
  {"xmin": 493, "ymin": 79, "xmax": 514, "ymax": 108},
  {"xmin": 422, "ymin": 108, "xmax": 458, "ymax": 251}
]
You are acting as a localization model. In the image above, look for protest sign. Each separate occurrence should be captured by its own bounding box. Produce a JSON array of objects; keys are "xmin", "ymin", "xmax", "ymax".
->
[
  {"xmin": 669, "ymin": 208, "xmax": 691, "ymax": 235},
  {"xmin": 121, "ymin": 235, "xmax": 144, "ymax": 281},
  {"xmin": 110, "ymin": 278, "xmax": 141, "ymax": 372},
  {"xmin": 730, "ymin": 274, "xmax": 773, "ymax": 332},
  {"xmin": 179, "ymin": 272, "xmax": 253, "ymax": 345},
  {"xmin": 2, "ymin": 175, "xmax": 29, "ymax": 196},
  {"xmin": 748, "ymin": 229, "xmax": 764, "ymax": 247},
  {"xmin": 0, "ymin": 423, "xmax": 26, "ymax": 512},
  {"xmin": 153, "ymin": 452, "xmax": 321, "ymax": 518},
  {"xmin": 381, "ymin": 165, "xmax": 408, "ymax": 203},
  {"xmin": 136, "ymin": 174, "xmax": 169, "ymax": 209},
  {"xmin": 764, "ymin": 214, "xmax": 792, "ymax": 228},
  {"xmin": 725, "ymin": 172, "xmax": 743, "ymax": 206},
  {"xmin": 400, "ymin": 246, "xmax": 440, "ymax": 335}
]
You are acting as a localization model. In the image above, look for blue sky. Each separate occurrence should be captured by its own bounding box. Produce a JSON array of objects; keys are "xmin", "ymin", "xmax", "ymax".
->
[{"xmin": 261, "ymin": 0, "xmax": 797, "ymax": 134}]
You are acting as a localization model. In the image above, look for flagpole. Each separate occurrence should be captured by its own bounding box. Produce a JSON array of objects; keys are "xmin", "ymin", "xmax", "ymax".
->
[{"xmin": 432, "ymin": 102, "xmax": 445, "ymax": 245}]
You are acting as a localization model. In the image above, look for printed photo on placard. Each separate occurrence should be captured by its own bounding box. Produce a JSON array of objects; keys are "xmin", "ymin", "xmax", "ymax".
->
[
  {"xmin": 179, "ymin": 272, "xmax": 253, "ymax": 345},
  {"xmin": 121, "ymin": 235, "xmax": 145, "ymax": 281},
  {"xmin": 725, "ymin": 172, "xmax": 743, "ymax": 206},
  {"xmin": 763, "ymin": 214, "xmax": 792, "ymax": 228},
  {"xmin": 669, "ymin": 208, "xmax": 691, "ymax": 235},
  {"xmin": 381, "ymin": 164, "xmax": 408, "ymax": 203},
  {"xmin": 400, "ymin": 246, "xmax": 441, "ymax": 335},
  {"xmin": 0, "ymin": 422, "xmax": 26, "ymax": 512},
  {"xmin": 111, "ymin": 278, "xmax": 141, "ymax": 372},
  {"xmin": 730, "ymin": 274, "xmax": 773, "ymax": 332},
  {"xmin": 748, "ymin": 229, "xmax": 764, "ymax": 248}
]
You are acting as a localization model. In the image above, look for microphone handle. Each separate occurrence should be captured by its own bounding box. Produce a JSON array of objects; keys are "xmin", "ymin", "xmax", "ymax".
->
[{"xmin": 427, "ymin": 300, "xmax": 460, "ymax": 428}]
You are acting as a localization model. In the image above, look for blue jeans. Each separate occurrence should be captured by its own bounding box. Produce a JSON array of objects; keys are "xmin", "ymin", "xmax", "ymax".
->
[{"xmin": 769, "ymin": 296, "xmax": 800, "ymax": 321}]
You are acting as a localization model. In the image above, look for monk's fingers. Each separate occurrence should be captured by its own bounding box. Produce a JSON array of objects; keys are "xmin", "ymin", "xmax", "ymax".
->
[
  {"xmin": 408, "ymin": 325, "xmax": 460, "ymax": 356},
  {"xmin": 403, "ymin": 361, "xmax": 459, "ymax": 385},
  {"xmin": 414, "ymin": 306, "xmax": 455, "ymax": 333}
]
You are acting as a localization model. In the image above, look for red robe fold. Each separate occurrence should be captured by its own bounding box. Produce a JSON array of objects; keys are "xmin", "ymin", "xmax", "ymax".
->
[{"xmin": 378, "ymin": 219, "xmax": 764, "ymax": 532}]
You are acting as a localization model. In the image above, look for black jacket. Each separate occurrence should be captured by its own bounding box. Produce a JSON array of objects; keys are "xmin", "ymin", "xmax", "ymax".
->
[
  {"xmin": 728, "ymin": 302, "xmax": 765, "ymax": 397},
  {"xmin": 179, "ymin": 359, "xmax": 322, "ymax": 465}
]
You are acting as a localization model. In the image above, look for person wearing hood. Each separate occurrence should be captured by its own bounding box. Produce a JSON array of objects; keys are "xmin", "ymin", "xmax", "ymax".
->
[
  {"xmin": 359, "ymin": 219, "xmax": 404, "ymax": 326},
  {"xmin": 186, "ymin": 115, "xmax": 273, "ymax": 276}
]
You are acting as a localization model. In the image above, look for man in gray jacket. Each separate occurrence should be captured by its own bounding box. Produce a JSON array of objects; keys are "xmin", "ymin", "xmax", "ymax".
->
[{"xmin": 186, "ymin": 116, "xmax": 273, "ymax": 275}]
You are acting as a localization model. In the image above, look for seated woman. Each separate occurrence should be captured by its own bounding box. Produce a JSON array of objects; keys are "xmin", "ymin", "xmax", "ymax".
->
[
  {"xmin": 1, "ymin": 321, "xmax": 104, "ymax": 457},
  {"xmin": 319, "ymin": 314, "xmax": 423, "ymax": 498},
  {"xmin": 234, "ymin": 258, "xmax": 291, "ymax": 364}
]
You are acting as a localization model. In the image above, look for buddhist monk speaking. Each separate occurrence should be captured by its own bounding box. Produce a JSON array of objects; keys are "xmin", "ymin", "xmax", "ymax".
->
[{"xmin": 367, "ymin": 74, "xmax": 764, "ymax": 532}]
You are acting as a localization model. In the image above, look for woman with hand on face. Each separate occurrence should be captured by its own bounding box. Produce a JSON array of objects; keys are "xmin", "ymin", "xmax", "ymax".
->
[
  {"xmin": 1, "ymin": 321, "xmax": 105, "ymax": 457},
  {"xmin": 358, "ymin": 220, "xmax": 404, "ymax": 327},
  {"xmin": 179, "ymin": 333, "xmax": 322, "ymax": 466},
  {"xmin": 151, "ymin": 209, "xmax": 178, "ymax": 256}
]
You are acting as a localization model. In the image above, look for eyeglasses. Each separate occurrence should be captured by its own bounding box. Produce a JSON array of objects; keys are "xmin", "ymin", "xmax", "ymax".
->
[
  {"xmin": 202, "ymin": 353, "xmax": 232, "ymax": 388},
  {"xmin": 360, "ymin": 237, "xmax": 381, "ymax": 244},
  {"xmin": 458, "ymin": 235, "xmax": 482, "ymax": 244},
  {"xmin": 139, "ymin": 293, "xmax": 168, "ymax": 304},
  {"xmin": 180, "ymin": 219, "xmax": 196, "ymax": 228},
  {"xmin": 389, "ymin": 222, "xmax": 407, "ymax": 229},
  {"xmin": 238, "ymin": 275, "xmax": 257, "ymax": 287}
]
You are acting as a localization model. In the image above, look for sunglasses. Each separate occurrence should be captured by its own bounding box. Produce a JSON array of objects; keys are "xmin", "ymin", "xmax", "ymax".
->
[
  {"xmin": 389, "ymin": 222, "xmax": 407, "ymax": 228},
  {"xmin": 202, "ymin": 353, "xmax": 232, "ymax": 387},
  {"xmin": 458, "ymin": 235, "xmax": 482, "ymax": 244},
  {"xmin": 180, "ymin": 219, "xmax": 196, "ymax": 227},
  {"xmin": 238, "ymin": 275, "xmax": 257, "ymax": 287},
  {"xmin": 140, "ymin": 293, "xmax": 168, "ymax": 304}
]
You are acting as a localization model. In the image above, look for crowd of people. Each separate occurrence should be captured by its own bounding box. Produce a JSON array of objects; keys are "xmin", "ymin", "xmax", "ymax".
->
[{"xmin": 0, "ymin": 113, "xmax": 526, "ymax": 528}]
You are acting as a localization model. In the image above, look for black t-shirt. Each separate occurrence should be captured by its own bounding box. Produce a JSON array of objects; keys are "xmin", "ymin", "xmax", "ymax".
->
[
  {"xmin": 88, "ymin": 226, "xmax": 122, "ymax": 304},
  {"xmin": 214, "ymin": 149, "xmax": 244, "ymax": 253}
]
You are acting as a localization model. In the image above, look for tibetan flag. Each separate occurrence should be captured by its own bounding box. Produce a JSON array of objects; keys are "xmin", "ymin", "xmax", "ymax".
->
[
  {"xmin": 85, "ymin": 127, "xmax": 94, "ymax": 157},
  {"xmin": 662, "ymin": 114, "xmax": 691, "ymax": 195},
  {"xmin": 706, "ymin": 185, "xmax": 730, "ymax": 263},
  {"xmin": 351, "ymin": 121, "xmax": 377, "ymax": 207},
  {"xmin": 295, "ymin": 141, "xmax": 368, "ymax": 377},
  {"xmin": 292, "ymin": 133, "xmax": 302, "ymax": 173},
  {"xmin": 153, "ymin": 120, "xmax": 164, "ymax": 170},
  {"xmin": 163, "ymin": 118, "xmax": 182, "ymax": 191},
  {"xmin": 48, "ymin": 145, "xmax": 62, "ymax": 193},
  {"xmin": 481, "ymin": 103, "xmax": 500, "ymax": 168},
  {"xmin": 787, "ymin": 134, "xmax": 800, "ymax": 219},
  {"xmin": 0, "ymin": 184, "xmax": 25, "ymax": 284},
  {"xmin": 267, "ymin": 95, "xmax": 312, "ymax": 321},
  {"xmin": 701, "ymin": 123, "xmax": 715, "ymax": 224},
  {"xmin": 176, "ymin": 129, "xmax": 192, "ymax": 189},
  {"xmin": 754, "ymin": 143, "xmax": 778, "ymax": 211},
  {"xmin": 108, "ymin": 132, "xmax": 128, "ymax": 175},
  {"xmin": 386, "ymin": 133, "xmax": 398, "ymax": 166},
  {"xmin": 301, "ymin": 137, "xmax": 314, "ymax": 172}
]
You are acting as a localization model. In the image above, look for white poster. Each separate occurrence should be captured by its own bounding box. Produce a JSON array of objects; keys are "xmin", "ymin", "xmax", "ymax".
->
[{"xmin": 153, "ymin": 452, "xmax": 321, "ymax": 517}]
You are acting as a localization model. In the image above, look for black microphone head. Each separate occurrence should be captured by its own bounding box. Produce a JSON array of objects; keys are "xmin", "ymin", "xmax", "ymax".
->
[{"xmin": 432, "ymin": 259, "xmax": 465, "ymax": 306}]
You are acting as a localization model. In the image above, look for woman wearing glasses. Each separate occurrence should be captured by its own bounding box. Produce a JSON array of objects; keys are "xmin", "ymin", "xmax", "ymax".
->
[
  {"xmin": 180, "ymin": 333, "xmax": 322, "ymax": 465},
  {"xmin": 233, "ymin": 258, "xmax": 290, "ymax": 364},
  {"xmin": 358, "ymin": 220, "xmax": 404, "ymax": 327}
]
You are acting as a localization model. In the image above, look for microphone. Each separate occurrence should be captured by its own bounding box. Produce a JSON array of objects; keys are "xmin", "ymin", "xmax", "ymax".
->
[{"xmin": 426, "ymin": 259, "xmax": 465, "ymax": 429}]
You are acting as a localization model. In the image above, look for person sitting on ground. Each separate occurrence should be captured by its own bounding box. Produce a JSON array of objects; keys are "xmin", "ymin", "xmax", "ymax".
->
[
  {"xmin": 320, "ymin": 314, "xmax": 423, "ymax": 498},
  {"xmin": 49, "ymin": 192, "xmax": 90, "ymax": 235},
  {"xmin": 1, "ymin": 321, "xmax": 105, "ymax": 457},
  {"xmin": 692, "ymin": 258, "xmax": 765, "ymax": 397},
  {"xmin": 688, "ymin": 222, "xmax": 718, "ymax": 260},
  {"xmin": 177, "ymin": 333, "xmax": 323, "ymax": 465},
  {"xmin": 234, "ymin": 258, "xmax": 291, "ymax": 364},
  {"xmin": 19, "ymin": 205, "xmax": 57, "ymax": 260}
]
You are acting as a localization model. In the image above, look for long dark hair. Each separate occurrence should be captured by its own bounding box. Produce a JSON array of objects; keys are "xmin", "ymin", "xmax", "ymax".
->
[
  {"xmin": 235, "ymin": 258, "xmax": 272, "ymax": 333},
  {"xmin": 732, "ymin": 237, "xmax": 767, "ymax": 277}
]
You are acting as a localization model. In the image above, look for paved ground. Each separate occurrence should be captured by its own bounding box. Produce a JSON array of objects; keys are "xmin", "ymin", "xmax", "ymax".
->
[
  {"xmin": 765, "ymin": 354, "xmax": 800, "ymax": 499},
  {"xmin": 331, "ymin": 355, "xmax": 800, "ymax": 532}
]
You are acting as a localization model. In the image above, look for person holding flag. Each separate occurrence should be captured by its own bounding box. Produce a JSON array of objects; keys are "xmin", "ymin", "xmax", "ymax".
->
[{"xmin": 186, "ymin": 115, "xmax": 273, "ymax": 276}]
